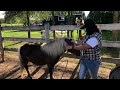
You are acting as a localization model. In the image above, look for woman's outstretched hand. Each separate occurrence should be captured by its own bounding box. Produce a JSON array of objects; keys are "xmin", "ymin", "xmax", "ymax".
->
[{"xmin": 65, "ymin": 45, "xmax": 72, "ymax": 51}]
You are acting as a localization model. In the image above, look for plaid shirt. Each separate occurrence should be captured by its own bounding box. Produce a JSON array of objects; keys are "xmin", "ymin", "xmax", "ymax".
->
[{"xmin": 80, "ymin": 32, "xmax": 102, "ymax": 60}]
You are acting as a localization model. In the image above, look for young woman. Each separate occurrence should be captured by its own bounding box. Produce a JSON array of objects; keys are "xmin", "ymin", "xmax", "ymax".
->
[{"xmin": 66, "ymin": 19, "xmax": 102, "ymax": 79}]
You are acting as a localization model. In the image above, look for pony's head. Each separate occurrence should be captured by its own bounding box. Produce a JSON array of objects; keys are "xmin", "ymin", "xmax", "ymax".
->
[
  {"xmin": 40, "ymin": 37, "xmax": 75, "ymax": 57},
  {"xmin": 64, "ymin": 37, "xmax": 75, "ymax": 46},
  {"xmin": 64, "ymin": 38, "xmax": 81, "ymax": 56}
]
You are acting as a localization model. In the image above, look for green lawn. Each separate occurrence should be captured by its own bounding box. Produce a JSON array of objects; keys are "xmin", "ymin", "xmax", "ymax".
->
[
  {"xmin": 101, "ymin": 31, "xmax": 120, "ymax": 58},
  {"xmin": 2, "ymin": 30, "xmax": 43, "ymax": 38},
  {"xmin": 2, "ymin": 30, "xmax": 42, "ymax": 49},
  {"xmin": 1, "ymin": 23, "xmax": 23, "ymax": 26},
  {"xmin": 102, "ymin": 30, "xmax": 120, "ymax": 41},
  {"xmin": 2, "ymin": 30, "xmax": 67, "ymax": 48}
]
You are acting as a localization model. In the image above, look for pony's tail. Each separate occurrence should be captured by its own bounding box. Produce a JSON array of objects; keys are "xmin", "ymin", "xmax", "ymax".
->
[{"xmin": 18, "ymin": 47, "xmax": 25, "ymax": 78}]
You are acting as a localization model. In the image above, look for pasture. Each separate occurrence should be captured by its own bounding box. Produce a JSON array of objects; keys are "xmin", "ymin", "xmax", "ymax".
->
[{"xmin": 2, "ymin": 30, "xmax": 67, "ymax": 48}]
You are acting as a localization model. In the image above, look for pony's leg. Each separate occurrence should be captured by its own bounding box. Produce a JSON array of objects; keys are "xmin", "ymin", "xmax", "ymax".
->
[
  {"xmin": 48, "ymin": 64, "xmax": 55, "ymax": 79},
  {"xmin": 49, "ymin": 67, "xmax": 54, "ymax": 79},
  {"xmin": 20, "ymin": 67, "xmax": 24, "ymax": 79},
  {"xmin": 20, "ymin": 61, "xmax": 26, "ymax": 79},
  {"xmin": 24, "ymin": 64, "xmax": 32, "ymax": 79}
]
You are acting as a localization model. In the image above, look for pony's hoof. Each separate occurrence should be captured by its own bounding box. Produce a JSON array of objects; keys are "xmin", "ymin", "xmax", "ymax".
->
[
  {"xmin": 50, "ymin": 77, "xmax": 54, "ymax": 79},
  {"xmin": 26, "ymin": 76, "xmax": 32, "ymax": 79},
  {"xmin": 29, "ymin": 77, "xmax": 32, "ymax": 79}
]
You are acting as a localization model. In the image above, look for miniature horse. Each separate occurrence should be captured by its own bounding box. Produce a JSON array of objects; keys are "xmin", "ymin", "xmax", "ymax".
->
[{"xmin": 19, "ymin": 38, "xmax": 75, "ymax": 79}]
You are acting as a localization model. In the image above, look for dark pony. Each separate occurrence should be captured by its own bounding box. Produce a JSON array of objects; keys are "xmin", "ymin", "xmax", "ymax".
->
[{"xmin": 19, "ymin": 37, "xmax": 74, "ymax": 79}]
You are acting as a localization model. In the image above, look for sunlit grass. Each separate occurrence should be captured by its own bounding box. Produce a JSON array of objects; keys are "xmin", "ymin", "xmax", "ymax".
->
[
  {"xmin": 2, "ymin": 30, "xmax": 67, "ymax": 48},
  {"xmin": 1, "ymin": 23, "xmax": 23, "ymax": 26},
  {"xmin": 100, "ymin": 62, "xmax": 116, "ymax": 70}
]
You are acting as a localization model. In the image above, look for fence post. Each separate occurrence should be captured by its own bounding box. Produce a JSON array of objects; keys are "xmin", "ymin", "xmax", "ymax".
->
[
  {"xmin": 0, "ymin": 22, "xmax": 4, "ymax": 63},
  {"xmin": 44, "ymin": 22, "xmax": 50, "ymax": 42}
]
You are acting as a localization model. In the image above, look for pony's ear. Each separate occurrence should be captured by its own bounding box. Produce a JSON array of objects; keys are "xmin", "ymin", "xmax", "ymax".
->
[
  {"xmin": 69, "ymin": 38, "xmax": 75, "ymax": 43},
  {"xmin": 64, "ymin": 38, "xmax": 70, "ymax": 44},
  {"xmin": 70, "ymin": 38, "xmax": 72, "ymax": 41},
  {"xmin": 65, "ymin": 38, "xmax": 71, "ymax": 42},
  {"xmin": 64, "ymin": 38, "xmax": 74, "ymax": 45},
  {"xmin": 64, "ymin": 38, "xmax": 68, "ymax": 42},
  {"xmin": 65, "ymin": 38, "xmax": 72, "ymax": 41}
]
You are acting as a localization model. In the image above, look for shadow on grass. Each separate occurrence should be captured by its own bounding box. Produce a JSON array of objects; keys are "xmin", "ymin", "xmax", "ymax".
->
[{"xmin": 101, "ymin": 47, "xmax": 120, "ymax": 58}]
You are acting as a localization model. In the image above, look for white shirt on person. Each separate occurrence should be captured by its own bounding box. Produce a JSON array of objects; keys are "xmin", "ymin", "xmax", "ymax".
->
[{"xmin": 86, "ymin": 37, "xmax": 99, "ymax": 48}]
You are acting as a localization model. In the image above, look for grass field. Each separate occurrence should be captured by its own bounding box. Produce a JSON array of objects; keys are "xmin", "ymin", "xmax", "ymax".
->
[
  {"xmin": 102, "ymin": 30, "xmax": 120, "ymax": 41},
  {"xmin": 2, "ymin": 30, "xmax": 67, "ymax": 48},
  {"xmin": 2, "ymin": 30, "xmax": 41, "ymax": 38},
  {"xmin": 1, "ymin": 23, "xmax": 23, "ymax": 26},
  {"xmin": 101, "ymin": 31, "xmax": 120, "ymax": 58}
]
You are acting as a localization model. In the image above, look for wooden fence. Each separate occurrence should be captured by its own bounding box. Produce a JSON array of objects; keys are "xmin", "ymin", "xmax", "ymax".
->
[{"xmin": 0, "ymin": 23, "xmax": 120, "ymax": 66}]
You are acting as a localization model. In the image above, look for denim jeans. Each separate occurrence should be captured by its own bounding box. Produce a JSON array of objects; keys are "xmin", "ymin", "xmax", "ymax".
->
[{"xmin": 79, "ymin": 59, "xmax": 101, "ymax": 79}]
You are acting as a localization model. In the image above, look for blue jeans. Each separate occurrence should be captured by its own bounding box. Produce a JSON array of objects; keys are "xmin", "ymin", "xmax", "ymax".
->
[{"xmin": 79, "ymin": 59, "xmax": 101, "ymax": 79}]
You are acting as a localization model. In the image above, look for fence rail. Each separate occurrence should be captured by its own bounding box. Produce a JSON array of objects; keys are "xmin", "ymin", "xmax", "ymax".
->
[
  {"xmin": 102, "ymin": 40, "xmax": 120, "ymax": 48},
  {"xmin": 1, "ymin": 23, "xmax": 120, "ymax": 31},
  {"xmin": 2, "ymin": 25, "xmax": 44, "ymax": 31},
  {"xmin": 3, "ymin": 37, "xmax": 120, "ymax": 48},
  {"xmin": 63, "ymin": 53, "xmax": 120, "ymax": 65}
]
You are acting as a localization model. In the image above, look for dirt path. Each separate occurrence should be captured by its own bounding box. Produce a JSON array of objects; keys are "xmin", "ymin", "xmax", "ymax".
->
[{"xmin": 0, "ymin": 51, "xmax": 111, "ymax": 79}]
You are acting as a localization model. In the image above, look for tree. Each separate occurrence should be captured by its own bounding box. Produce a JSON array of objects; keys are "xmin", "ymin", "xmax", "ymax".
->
[
  {"xmin": 112, "ymin": 11, "xmax": 119, "ymax": 41},
  {"xmin": 5, "ymin": 11, "xmax": 32, "ymax": 38},
  {"xmin": 4, "ymin": 11, "xmax": 52, "ymax": 24},
  {"xmin": 88, "ymin": 11, "xmax": 120, "ymax": 41},
  {"xmin": 0, "ymin": 18, "xmax": 4, "ymax": 23},
  {"xmin": 4, "ymin": 11, "xmax": 24, "ymax": 24},
  {"xmin": 4, "ymin": 11, "xmax": 51, "ymax": 38},
  {"xmin": 88, "ymin": 11, "xmax": 113, "ymax": 24}
]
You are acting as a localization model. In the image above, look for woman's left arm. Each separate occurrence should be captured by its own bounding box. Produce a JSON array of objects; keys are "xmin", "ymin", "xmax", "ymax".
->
[
  {"xmin": 66, "ymin": 37, "xmax": 99, "ymax": 51},
  {"xmin": 66, "ymin": 43, "xmax": 92, "ymax": 51},
  {"xmin": 73, "ymin": 44, "xmax": 92, "ymax": 50},
  {"xmin": 74, "ymin": 37, "xmax": 99, "ymax": 50}
]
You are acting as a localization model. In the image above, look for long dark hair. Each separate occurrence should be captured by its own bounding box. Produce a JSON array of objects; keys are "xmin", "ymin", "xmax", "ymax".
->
[{"xmin": 81, "ymin": 19, "xmax": 101, "ymax": 35}]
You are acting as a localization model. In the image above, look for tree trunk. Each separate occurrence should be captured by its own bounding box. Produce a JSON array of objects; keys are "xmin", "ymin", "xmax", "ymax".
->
[
  {"xmin": 67, "ymin": 11, "xmax": 72, "ymax": 37},
  {"xmin": 26, "ymin": 11, "xmax": 30, "ymax": 38},
  {"xmin": 70, "ymin": 11, "xmax": 73, "ymax": 38},
  {"xmin": 0, "ymin": 22, "xmax": 4, "ymax": 63},
  {"xmin": 112, "ymin": 11, "xmax": 119, "ymax": 41},
  {"xmin": 51, "ymin": 11, "xmax": 56, "ymax": 39}
]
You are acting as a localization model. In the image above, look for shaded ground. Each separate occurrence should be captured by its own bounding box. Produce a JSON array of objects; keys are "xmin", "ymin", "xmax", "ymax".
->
[{"xmin": 0, "ymin": 51, "xmax": 111, "ymax": 79}]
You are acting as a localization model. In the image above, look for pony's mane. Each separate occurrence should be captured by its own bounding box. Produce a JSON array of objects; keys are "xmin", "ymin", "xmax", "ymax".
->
[{"xmin": 41, "ymin": 38, "xmax": 67, "ymax": 57}]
